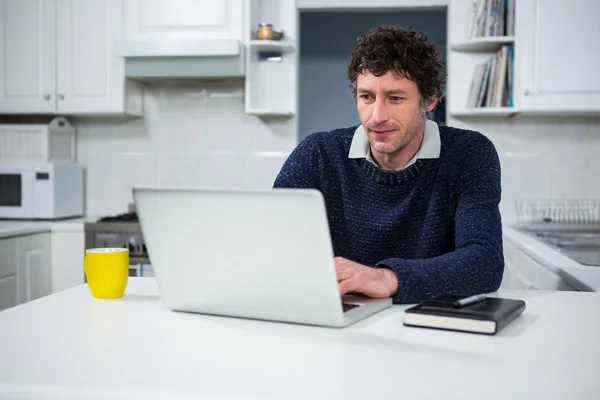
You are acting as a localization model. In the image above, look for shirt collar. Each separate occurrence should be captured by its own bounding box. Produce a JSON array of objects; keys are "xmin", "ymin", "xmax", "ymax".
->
[{"xmin": 348, "ymin": 119, "xmax": 441, "ymax": 168}]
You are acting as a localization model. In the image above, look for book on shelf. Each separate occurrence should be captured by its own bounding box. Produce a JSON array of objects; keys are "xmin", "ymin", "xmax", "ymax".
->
[
  {"xmin": 468, "ymin": 0, "xmax": 515, "ymax": 38},
  {"xmin": 465, "ymin": 44, "xmax": 514, "ymax": 109}
]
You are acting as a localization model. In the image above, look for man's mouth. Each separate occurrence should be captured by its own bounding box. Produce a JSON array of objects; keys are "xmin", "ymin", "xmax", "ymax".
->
[{"xmin": 372, "ymin": 129, "xmax": 395, "ymax": 135}]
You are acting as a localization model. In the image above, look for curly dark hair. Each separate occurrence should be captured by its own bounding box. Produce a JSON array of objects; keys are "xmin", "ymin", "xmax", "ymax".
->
[{"xmin": 347, "ymin": 25, "xmax": 447, "ymax": 104}]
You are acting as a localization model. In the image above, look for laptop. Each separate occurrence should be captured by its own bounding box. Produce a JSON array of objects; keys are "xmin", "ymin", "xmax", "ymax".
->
[{"xmin": 132, "ymin": 185, "xmax": 393, "ymax": 328}]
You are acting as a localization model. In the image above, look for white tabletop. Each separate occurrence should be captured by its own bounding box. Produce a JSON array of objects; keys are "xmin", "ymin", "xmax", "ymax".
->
[{"xmin": 0, "ymin": 278, "xmax": 599, "ymax": 399}]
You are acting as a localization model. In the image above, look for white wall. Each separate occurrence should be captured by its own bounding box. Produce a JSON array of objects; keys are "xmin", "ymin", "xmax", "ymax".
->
[
  {"xmin": 73, "ymin": 80, "xmax": 296, "ymax": 217},
  {"xmin": 447, "ymin": 116, "xmax": 600, "ymax": 224},
  {"xmin": 72, "ymin": 4, "xmax": 600, "ymax": 223}
]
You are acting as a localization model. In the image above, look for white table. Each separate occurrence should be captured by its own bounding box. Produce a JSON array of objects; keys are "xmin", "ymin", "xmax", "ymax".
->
[{"xmin": 0, "ymin": 278, "xmax": 599, "ymax": 399}]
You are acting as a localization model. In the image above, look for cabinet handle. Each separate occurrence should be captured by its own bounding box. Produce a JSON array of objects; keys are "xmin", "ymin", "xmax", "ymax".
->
[
  {"xmin": 44, "ymin": 94, "xmax": 51, "ymax": 101},
  {"xmin": 58, "ymin": 94, "xmax": 65, "ymax": 100},
  {"xmin": 524, "ymin": 284, "xmax": 539, "ymax": 290}
]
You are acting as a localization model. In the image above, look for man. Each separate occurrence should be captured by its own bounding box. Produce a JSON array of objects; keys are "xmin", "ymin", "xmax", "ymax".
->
[{"xmin": 273, "ymin": 25, "xmax": 504, "ymax": 304}]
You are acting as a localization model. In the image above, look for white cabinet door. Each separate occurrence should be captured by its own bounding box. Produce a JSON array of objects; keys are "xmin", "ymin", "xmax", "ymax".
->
[
  {"xmin": 56, "ymin": 0, "xmax": 128, "ymax": 114},
  {"xmin": 50, "ymin": 231, "xmax": 85, "ymax": 293},
  {"xmin": 17, "ymin": 233, "xmax": 51, "ymax": 303},
  {"xmin": 503, "ymin": 236, "xmax": 578, "ymax": 291},
  {"xmin": 0, "ymin": 0, "xmax": 142, "ymax": 116},
  {"xmin": 0, "ymin": 276, "xmax": 18, "ymax": 311},
  {"xmin": 0, "ymin": 0, "xmax": 56, "ymax": 113},
  {"xmin": 123, "ymin": 0, "xmax": 244, "ymax": 40},
  {"xmin": 517, "ymin": 0, "xmax": 600, "ymax": 113},
  {"xmin": 0, "ymin": 237, "xmax": 18, "ymax": 311}
]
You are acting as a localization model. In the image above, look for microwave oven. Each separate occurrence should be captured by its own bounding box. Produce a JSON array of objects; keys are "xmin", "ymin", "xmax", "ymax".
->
[{"xmin": 0, "ymin": 162, "xmax": 84, "ymax": 220}]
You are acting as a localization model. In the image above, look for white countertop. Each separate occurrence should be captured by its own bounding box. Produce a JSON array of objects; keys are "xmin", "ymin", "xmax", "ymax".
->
[
  {"xmin": 0, "ymin": 278, "xmax": 598, "ymax": 399},
  {"xmin": 0, "ymin": 216, "xmax": 97, "ymax": 238},
  {"xmin": 504, "ymin": 225, "xmax": 600, "ymax": 292}
]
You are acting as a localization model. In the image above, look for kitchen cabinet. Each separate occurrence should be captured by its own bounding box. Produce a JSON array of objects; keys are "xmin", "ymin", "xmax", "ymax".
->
[
  {"xmin": 0, "ymin": 232, "xmax": 51, "ymax": 312},
  {"xmin": 0, "ymin": 0, "xmax": 56, "ymax": 114},
  {"xmin": 516, "ymin": 0, "xmax": 600, "ymax": 114},
  {"xmin": 0, "ymin": 237, "xmax": 19, "ymax": 312},
  {"xmin": 0, "ymin": 0, "xmax": 142, "ymax": 116},
  {"xmin": 123, "ymin": 0, "xmax": 244, "ymax": 41},
  {"xmin": 50, "ymin": 230, "xmax": 85, "ymax": 293},
  {"xmin": 18, "ymin": 233, "xmax": 51, "ymax": 303},
  {"xmin": 447, "ymin": 0, "xmax": 600, "ymax": 118},
  {"xmin": 501, "ymin": 238, "xmax": 577, "ymax": 291}
]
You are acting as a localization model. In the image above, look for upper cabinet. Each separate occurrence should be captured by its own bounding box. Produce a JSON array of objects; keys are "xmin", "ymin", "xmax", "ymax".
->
[
  {"xmin": 0, "ymin": 0, "xmax": 56, "ymax": 114},
  {"xmin": 447, "ymin": 0, "xmax": 600, "ymax": 118},
  {"xmin": 516, "ymin": 0, "xmax": 600, "ymax": 115},
  {"xmin": 55, "ymin": 0, "xmax": 142, "ymax": 115},
  {"xmin": 0, "ymin": 0, "xmax": 143, "ymax": 116},
  {"xmin": 123, "ymin": 0, "xmax": 244, "ymax": 41}
]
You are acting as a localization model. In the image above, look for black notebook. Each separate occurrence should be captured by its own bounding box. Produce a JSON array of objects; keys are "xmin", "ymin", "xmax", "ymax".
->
[{"xmin": 403, "ymin": 294, "xmax": 526, "ymax": 335}]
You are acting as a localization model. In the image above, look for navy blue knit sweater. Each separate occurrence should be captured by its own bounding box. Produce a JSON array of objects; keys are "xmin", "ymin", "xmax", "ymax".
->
[{"xmin": 273, "ymin": 124, "xmax": 504, "ymax": 304}]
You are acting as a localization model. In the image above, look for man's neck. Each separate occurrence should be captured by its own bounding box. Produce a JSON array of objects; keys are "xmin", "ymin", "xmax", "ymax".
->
[{"xmin": 371, "ymin": 126, "xmax": 425, "ymax": 171}]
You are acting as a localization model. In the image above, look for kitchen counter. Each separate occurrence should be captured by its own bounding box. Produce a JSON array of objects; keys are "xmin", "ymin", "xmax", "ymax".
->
[
  {"xmin": 504, "ymin": 225, "xmax": 600, "ymax": 292},
  {"xmin": 0, "ymin": 220, "xmax": 51, "ymax": 238},
  {"xmin": 0, "ymin": 216, "xmax": 97, "ymax": 239},
  {"xmin": 0, "ymin": 278, "xmax": 598, "ymax": 399}
]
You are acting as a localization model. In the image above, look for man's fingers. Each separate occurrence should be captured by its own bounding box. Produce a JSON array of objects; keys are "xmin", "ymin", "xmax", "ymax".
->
[
  {"xmin": 336, "ymin": 267, "xmax": 354, "ymax": 281},
  {"xmin": 335, "ymin": 258, "xmax": 356, "ymax": 281},
  {"xmin": 339, "ymin": 277, "xmax": 359, "ymax": 295}
]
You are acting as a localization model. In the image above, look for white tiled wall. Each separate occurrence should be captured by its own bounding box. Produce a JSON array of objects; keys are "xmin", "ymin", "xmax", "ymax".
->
[
  {"xmin": 74, "ymin": 81, "xmax": 297, "ymax": 217},
  {"xmin": 447, "ymin": 116, "xmax": 600, "ymax": 224},
  {"xmin": 73, "ymin": 80, "xmax": 600, "ymax": 222}
]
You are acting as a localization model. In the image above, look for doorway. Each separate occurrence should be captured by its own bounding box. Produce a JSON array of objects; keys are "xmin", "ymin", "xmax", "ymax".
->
[{"xmin": 298, "ymin": 9, "xmax": 447, "ymax": 142}]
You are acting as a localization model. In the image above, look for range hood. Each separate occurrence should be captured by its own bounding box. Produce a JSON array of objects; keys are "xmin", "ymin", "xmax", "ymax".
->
[{"xmin": 114, "ymin": 39, "xmax": 245, "ymax": 80}]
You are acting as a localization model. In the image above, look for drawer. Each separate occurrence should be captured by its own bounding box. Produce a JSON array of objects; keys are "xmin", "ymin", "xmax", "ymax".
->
[
  {"xmin": 538, "ymin": 265, "xmax": 578, "ymax": 291},
  {"xmin": 0, "ymin": 275, "xmax": 18, "ymax": 311},
  {"xmin": 0, "ymin": 237, "xmax": 18, "ymax": 278}
]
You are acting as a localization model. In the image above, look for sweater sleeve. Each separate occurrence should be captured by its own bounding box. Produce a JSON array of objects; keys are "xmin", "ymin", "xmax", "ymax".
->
[
  {"xmin": 273, "ymin": 135, "xmax": 321, "ymax": 190},
  {"xmin": 376, "ymin": 134, "xmax": 504, "ymax": 304}
]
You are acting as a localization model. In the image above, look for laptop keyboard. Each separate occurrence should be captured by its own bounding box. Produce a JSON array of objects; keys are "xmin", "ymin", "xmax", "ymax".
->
[{"xmin": 342, "ymin": 302, "xmax": 361, "ymax": 312}]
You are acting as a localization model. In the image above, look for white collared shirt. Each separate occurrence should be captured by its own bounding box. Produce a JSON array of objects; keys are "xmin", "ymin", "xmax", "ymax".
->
[{"xmin": 348, "ymin": 119, "xmax": 441, "ymax": 168}]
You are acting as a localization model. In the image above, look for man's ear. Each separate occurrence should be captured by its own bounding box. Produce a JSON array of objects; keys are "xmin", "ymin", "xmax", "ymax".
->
[{"xmin": 425, "ymin": 97, "xmax": 439, "ymax": 112}]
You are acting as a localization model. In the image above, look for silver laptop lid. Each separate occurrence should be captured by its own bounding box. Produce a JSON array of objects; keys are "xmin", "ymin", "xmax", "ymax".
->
[{"xmin": 132, "ymin": 186, "xmax": 348, "ymax": 326}]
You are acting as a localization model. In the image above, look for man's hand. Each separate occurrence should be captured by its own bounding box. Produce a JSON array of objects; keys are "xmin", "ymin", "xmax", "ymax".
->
[{"xmin": 335, "ymin": 256, "xmax": 398, "ymax": 298}]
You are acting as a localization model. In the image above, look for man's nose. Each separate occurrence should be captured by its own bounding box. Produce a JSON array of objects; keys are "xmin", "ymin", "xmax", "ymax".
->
[{"xmin": 370, "ymin": 98, "xmax": 390, "ymax": 124}]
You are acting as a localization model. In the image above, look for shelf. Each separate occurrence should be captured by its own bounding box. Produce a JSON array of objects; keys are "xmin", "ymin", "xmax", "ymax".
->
[
  {"xmin": 450, "ymin": 108, "xmax": 520, "ymax": 117},
  {"xmin": 246, "ymin": 108, "xmax": 295, "ymax": 117},
  {"xmin": 248, "ymin": 40, "xmax": 294, "ymax": 53},
  {"xmin": 451, "ymin": 36, "xmax": 515, "ymax": 52}
]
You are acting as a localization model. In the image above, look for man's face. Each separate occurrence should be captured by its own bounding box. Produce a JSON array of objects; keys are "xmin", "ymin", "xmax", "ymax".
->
[{"xmin": 356, "ymin": 70, "xmax": 437, "ymax": 157}]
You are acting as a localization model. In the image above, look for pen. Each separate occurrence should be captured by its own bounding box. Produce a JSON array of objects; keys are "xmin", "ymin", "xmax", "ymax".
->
[{"xmin": 453, "ymin": 293, "xmax": 487, "ymax": 308}]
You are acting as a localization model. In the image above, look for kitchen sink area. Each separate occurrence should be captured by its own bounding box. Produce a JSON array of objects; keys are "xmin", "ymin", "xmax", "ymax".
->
[
  {"xmin": 516, "ymin": 225, "xmax": 600, "ymax": 267},
  {"xmin": 514, "ymin": 199, "xmax": 600, "ymax": 267}
]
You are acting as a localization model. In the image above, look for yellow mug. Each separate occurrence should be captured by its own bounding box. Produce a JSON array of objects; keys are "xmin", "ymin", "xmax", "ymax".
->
[{"xmin": 84, "ymin": 248, "xmax": 129, "ymax": 299}]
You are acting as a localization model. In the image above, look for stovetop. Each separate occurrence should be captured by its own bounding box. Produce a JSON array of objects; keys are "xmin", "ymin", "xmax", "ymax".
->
[
  {"xmin": 85, "ymin": 211, "xmax": 148, "ymax": 262},
  {"xmin": 97, "ymin": 212, "xmax": 138, "ymax": 223}
]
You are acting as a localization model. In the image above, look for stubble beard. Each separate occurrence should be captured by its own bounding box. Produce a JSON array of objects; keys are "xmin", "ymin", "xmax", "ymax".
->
[{"xmin": 368, "ymin": 108, "xmax": 427, "ymax": 156}]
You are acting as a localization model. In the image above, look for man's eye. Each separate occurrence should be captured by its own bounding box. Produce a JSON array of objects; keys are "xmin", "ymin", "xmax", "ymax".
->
[
  {"xmin": 359, "ymin": 94, "xmax": 372, "ymax": 100},
  {"xmin": 390, "ymin": 97, "xmax": 405, "ymax": 102}
]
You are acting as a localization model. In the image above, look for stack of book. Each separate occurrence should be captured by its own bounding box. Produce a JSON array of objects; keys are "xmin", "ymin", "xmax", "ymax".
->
[
  {"xmin": 466, "ymin": 45, "xmax": 514, "ymax": 108},
  {"xmin": 468, "ymin": 0, "xmax": 515, "ymax": 38}
]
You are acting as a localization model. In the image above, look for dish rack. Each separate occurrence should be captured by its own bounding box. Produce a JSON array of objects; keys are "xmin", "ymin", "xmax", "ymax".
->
[
  {"xmin": 515, "ymin": 199, "xmax": 600, "ymax": 226},
  {"xmin": 0, "ymin": 116, "xmax": 76, "ymax": 163}
]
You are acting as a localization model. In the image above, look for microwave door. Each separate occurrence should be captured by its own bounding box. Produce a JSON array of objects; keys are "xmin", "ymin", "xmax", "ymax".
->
[{"xmin": 0, "ymin": 168, "xmax": 34, "ymax": 218}]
